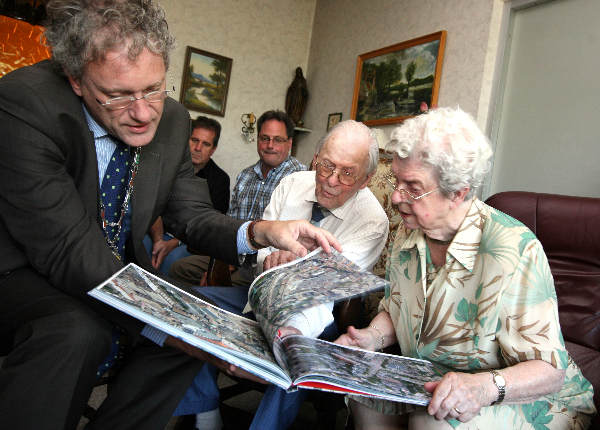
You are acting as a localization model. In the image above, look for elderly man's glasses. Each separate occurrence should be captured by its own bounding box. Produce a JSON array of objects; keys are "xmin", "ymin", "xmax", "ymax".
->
[
  {"xmin": 384, "ymin": 172, "xmax": 438, "ymax": 202},
  {"xmin": 315, "ymin": 159, "xmax": 359, "ymax": 186},
  {"xmin": 257, "ymin": 135, "xmax": 289, "ymax": 144},
  {"xmin": 97, "ymin": 87, "xmax": 174, "ymax": 111}
]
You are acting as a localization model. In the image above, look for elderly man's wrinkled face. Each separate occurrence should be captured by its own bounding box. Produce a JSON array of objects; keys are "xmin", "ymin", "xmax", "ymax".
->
[
  {"xmin": 67, "ymin": 46, "xmax": 166, "ymax": 148},
  {"xmin": 314, "ymin": 132, "xmax": 371, "ymax": 210},
  {"xmin": 390, "ymin": 156, "xmax": 452, "ymax": 234}
]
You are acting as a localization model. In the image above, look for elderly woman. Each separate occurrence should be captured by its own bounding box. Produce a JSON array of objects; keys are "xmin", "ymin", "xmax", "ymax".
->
[{"xmin": 337, "ymin": 107, "xmax": 595, "ymax": 429}]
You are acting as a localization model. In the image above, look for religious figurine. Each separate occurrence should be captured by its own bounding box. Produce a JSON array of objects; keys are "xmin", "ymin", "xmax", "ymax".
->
[{"xmin": 285, "ymin": 67, "xmax": 308, "ymax": 127}]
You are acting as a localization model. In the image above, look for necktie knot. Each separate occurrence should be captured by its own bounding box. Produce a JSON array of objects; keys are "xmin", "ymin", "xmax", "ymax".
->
[{"xmin": 311, "ymin": 203, "xmax": 326, "ymax": 225}]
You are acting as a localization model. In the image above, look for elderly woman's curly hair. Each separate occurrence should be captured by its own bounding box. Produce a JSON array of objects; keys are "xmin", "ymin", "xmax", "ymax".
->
[
  {"xmin": 44, "ymin": 0, "xmax": 175, "ymax": 79},
  {"xmin": 386, "ymin": 107, "xmax": 493, "ymax": 200}
]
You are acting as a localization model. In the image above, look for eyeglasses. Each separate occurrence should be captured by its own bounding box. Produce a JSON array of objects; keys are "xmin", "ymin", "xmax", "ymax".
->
[
  {"xmin": 97, "ymin": 87, "xmax": 174, "ymax": 111},
  {"xmin": 384, "ymin": 172, "xmax": 438, "ymax": 203},
  {"xmin": 315, "ymin": 159, "xmax": 360, "ymax": 186},
  {"xmin": 257, "ymin": 135, "xmax": 289, "ymax": 144}
]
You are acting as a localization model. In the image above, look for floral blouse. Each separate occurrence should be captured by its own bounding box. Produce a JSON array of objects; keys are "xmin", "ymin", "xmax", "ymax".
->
[{"xmin": 373, "ymin": 198, "xmax": 595, "ymax": 428}]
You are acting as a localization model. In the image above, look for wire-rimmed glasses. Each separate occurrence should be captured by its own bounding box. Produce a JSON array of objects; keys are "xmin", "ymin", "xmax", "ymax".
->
[
  {"xmin": 315, "ymin": 159, "xmax": 359, "ymax": 186},
  {"xmin": 384, "ymin": 172, "xmax": 438, "ymax": 203},
  {"xmin": 257, "ymin": 135, "xmax": 290, "ymax": 145},
  {"xmin": 97, "ymin": 87, "xmax": 175, "ymax": 111}
]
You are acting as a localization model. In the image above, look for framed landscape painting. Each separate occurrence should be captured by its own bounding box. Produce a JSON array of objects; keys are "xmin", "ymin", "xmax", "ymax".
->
[
  {"xmin": 351, "ymin": 31, "xmax": 446, "ymax": 126},
  {"xmin": 180, "ymin": 46, "xmax": 233, "ymax": 116}
]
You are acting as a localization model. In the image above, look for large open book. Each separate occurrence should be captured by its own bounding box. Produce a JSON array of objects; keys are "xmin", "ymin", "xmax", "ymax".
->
[{"xmin": 89, "ymin": 249, "xmax": 441, "ymax": 405}]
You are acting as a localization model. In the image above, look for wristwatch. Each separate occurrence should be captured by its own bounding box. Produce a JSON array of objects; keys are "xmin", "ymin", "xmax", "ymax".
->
[{"xmin": 489, "ymin": 369, "xmax": 506, "ymax": 405}]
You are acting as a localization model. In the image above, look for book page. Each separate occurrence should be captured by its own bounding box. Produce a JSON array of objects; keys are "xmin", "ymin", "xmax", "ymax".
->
[
  {"xmin": 89, "ymin": 264, "xmax": 291, "ymax": 387},
  {"xmin": 273, "ymin": 335, "xmax": 443, "ymax": 405},
  {"xmin": 249, "ymin": 249, "xmax": 389, "ymax": 343}
]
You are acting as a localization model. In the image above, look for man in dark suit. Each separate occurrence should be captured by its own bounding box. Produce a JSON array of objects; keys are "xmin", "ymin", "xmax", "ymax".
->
[
  {"xmin": 145, "ymin": 116, "xmax": 230, "ymax": 274},
  {"xmin": 0, "ymin": 1, "xmax": 339, "ymax": 430},
  {"xmin": 188, "ymin": 116, "xmax": 230, "ymax": 214}
]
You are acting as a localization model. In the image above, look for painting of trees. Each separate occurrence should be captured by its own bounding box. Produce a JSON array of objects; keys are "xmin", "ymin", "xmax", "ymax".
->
[
  {"xmin": 351, "ymin": 31, "xmax": 446, "ymax": 126},
  {"xmin": 179, "ymin": 47, "xmax": 233, "ymax": 116}
]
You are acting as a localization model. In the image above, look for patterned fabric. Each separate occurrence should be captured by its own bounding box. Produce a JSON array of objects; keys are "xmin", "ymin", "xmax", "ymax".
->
[
  {"xmin": 100, "ymin": 142, "xmax": 131, "ymax": 259},
  {"xmin": 367, "ymin": 151, "xmax": 402, "ymax": 277},
  {"xmin": 310, "ymin": 203, "xmax": 326, "ymax": 224},
  {"xmin": 227, "ymin": 156, "xmax": 306, "ymax": 220},
  {"xmin": 354, "ymin": 198, "xmax": 596, "ymax": 428}
]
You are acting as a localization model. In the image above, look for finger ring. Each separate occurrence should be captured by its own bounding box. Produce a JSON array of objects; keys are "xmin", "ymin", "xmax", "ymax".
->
[{"xmin": 453, "ymin": 407, "xmax": 463, "ymax": 415}]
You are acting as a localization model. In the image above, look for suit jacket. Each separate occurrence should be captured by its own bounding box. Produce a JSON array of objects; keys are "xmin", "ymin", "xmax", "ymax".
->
[{"xmin": 0, "ymin": 60, "xmax": 243, "ymax": 336}]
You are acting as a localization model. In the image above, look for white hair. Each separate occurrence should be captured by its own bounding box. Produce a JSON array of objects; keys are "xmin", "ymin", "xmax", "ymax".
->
[
  {"xmin": 315, "ymin": 120, "xmax": 379, "ymax": 174},
  {"xmin": 386, "ymin": 107, "xmax": 493, "ymax": 199}
]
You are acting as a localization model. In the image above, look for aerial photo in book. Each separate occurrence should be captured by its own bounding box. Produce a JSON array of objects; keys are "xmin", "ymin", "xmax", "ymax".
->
[
  {"xmin": 248, "ymin": 249, "xmax": 389, "ymax": 342},
  {"xmin": 88, "ymin": 250, "xmax": 442, "ymax": 404}
]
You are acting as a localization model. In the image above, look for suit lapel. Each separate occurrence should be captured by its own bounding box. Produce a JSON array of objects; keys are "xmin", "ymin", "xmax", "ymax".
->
[{"xmin": 131, "ymin": 146, "xmax": 160, "ymax": 245}]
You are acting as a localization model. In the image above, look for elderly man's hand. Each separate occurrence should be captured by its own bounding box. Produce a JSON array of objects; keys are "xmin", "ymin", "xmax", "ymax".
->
[
  {"xmin": 253, "ymin": 220, "xmax": 342, "ymax": 257},
  {"xmin": 263, "ymin": 250, "xmax": 298, "ymax": 271}
]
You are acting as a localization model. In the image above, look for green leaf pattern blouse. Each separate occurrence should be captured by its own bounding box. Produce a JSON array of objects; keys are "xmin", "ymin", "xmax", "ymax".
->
[{"xmin": 363, "ymin": 198, "xmax": 596, "ymax": 429}]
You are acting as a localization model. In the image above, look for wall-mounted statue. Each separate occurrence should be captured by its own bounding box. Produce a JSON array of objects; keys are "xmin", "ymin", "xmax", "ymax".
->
[{"xmin": 285, "ymin": 67, "xmax": 308, "ymax": 127}]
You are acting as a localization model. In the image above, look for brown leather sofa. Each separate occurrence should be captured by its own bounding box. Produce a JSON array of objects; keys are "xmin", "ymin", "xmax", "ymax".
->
[{"xmin": 485, "ymin": 191, "xmax": 600, "ymax": 418}]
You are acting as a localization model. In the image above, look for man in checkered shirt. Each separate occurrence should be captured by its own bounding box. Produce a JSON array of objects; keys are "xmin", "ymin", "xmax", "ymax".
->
[{"xmin": 169, "ymin": 109, "xmax": 306, "ymax": 287}]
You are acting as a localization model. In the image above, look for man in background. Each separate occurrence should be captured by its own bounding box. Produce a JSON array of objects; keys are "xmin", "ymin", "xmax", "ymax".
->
[
  {"xmin": 169, "ymin": 109, "xmax": 306, "ymax": 286},
  {"xmin": 145, "ymin": 116, "xmax": 230, "ymax": 274},
  {"xmin": 188, "ymin": 115, "xmax": 230, "ymax": 214}
]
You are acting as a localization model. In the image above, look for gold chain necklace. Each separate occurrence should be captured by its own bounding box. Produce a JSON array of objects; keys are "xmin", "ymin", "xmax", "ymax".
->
[{"xmin": 100, "ymin": 146, "xmax": 141, "ymax": 260}]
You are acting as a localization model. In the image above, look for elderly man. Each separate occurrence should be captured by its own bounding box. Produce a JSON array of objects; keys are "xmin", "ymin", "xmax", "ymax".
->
[
  {"xmin": 145, "ymin": 116, "xmax": 230, "ymax": 274},
  {"xmin": 0, "ymin": 2, "xmax": 339, "ymax": 429},
  {"xmin": 169, "ymin": 109, "xmax": 306, "ymax": 287},
  {"xmin": 179, "ymin": 120, "xmax": 389, "ymax": 430}
]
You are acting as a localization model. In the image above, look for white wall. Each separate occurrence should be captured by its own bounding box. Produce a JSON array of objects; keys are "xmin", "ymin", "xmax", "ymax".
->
[
  {"xmin": 160, "ymin": 0, "xmax": 316, "ymax": 181},
  {"xmin": 487, "ymin": 0, "xmax": 600, "ymax": 198},
  {"xmin": 297, "ymin": 0, "xmax": 495, "ymax": 163}
]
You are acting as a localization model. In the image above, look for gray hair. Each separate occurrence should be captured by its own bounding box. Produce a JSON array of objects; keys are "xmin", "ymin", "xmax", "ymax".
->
[
  {"xmin": 386, "ymin": 107, "xmax": 492, "ymax": 200},
  {"xmin": 44, "ymin": 0, "xmax": 175, "ymax": 79},
  {"xmin": 315, "ymin": 120, "xmax": 379, "ymax": 175}
]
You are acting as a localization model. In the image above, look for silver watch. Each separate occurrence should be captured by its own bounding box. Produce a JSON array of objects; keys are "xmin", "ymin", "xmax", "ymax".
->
[{"xmin": 489, "ymin": 369, "xmax": 506, "ymax": 405}]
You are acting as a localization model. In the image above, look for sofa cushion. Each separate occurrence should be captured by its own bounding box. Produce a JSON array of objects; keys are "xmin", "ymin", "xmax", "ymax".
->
[{"xmin": 554, "ymin": 272, "xmax": 600, "ymax": 351}]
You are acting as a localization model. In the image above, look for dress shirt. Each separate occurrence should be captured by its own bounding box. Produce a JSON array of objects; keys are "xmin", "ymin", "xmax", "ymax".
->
[{"xmin": 256, "ymin": 170, "xmax": 389, "ymax": 337}]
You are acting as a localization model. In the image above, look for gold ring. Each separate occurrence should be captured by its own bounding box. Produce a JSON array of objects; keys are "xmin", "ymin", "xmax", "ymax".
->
[{"xmin": 453, "ymin": 407, "xmax": 463, "ymax": 415}]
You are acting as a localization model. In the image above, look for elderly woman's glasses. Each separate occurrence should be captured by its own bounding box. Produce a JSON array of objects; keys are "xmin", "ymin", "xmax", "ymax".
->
[
  {"xmin": 97, "ymin": 87, "xmax": 175, "ymax": 111},
  {"xmin": 315, "ymin": 159, "xmax": 359, "ymax": 186},
  {"xmin": 384, "ymin": 173, "xmax": 438, "ymax": 202}
]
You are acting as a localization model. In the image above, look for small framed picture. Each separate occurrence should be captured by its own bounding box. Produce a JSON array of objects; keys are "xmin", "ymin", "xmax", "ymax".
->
[
  {"xmin": 327, "ymin": 112, "xmax": 342, "ymax": 131},
  {"xmin": 179, "ymin": 46, "xmax": 233, "ymax": 116}
]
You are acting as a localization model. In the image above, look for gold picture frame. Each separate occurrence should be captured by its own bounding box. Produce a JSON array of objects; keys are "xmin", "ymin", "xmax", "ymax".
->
[{"xmin": 351, "ymin": 31, "xmax": 446, "ymax": 126}]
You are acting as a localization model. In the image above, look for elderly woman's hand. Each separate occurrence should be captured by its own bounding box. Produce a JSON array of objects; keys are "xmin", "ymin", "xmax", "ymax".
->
[
  {"xmin": 335, "ymin": 326, "xmax": 380, "ymax": 351},
  {"xmin": 425, "ymin": 371, "xmax": 492, "ymax": 422}
]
